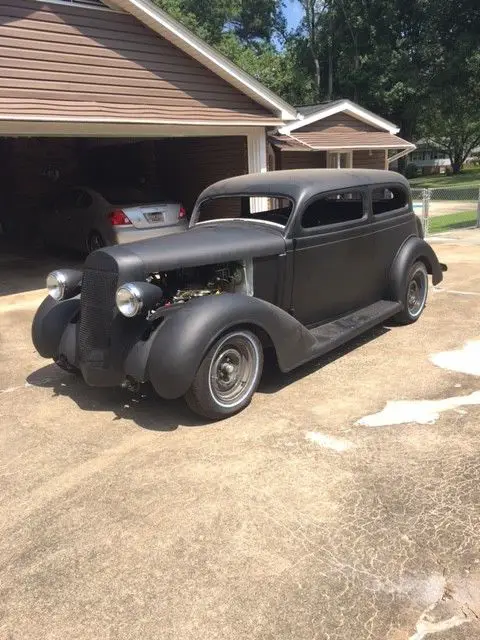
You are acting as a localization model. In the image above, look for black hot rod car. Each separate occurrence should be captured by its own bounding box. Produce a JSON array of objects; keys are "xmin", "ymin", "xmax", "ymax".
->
[{"xmin": 32, "ymin": 169, "xmax": 445, "ymax": 420}]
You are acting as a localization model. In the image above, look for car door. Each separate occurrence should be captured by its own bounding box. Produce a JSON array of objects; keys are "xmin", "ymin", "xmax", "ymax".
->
[{"xmin": 290, "ymin": 187, "xmax": 378, "ymax": 326}]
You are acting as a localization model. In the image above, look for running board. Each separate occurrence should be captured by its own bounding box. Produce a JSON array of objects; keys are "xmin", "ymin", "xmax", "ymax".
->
[{"xmin": 308, "ymin": 300, "xmax": 402, "ymax": 359}]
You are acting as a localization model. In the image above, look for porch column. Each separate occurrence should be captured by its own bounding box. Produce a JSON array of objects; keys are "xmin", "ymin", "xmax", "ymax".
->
[{"xmin": 247, "ymin": 129, "xmax": 268, "ymax": 212}]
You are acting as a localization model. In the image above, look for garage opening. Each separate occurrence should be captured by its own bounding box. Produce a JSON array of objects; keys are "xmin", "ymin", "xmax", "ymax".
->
[{"xmin": 0, "ymin": 135, "xmax": 247, "ymax": 295}]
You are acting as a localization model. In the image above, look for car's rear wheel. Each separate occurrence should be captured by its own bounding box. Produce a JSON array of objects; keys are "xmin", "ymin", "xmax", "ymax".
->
[
  {"xmin": 185, "ymin": 329, "xmax": 263, "ymax": 420},
  {"xmin": 394, "ymin": 261, "xmax": 428, "ymax": 324},
  {"xmin": 87, "ymin": 230, "xmax": 105, "ymax": 254}
]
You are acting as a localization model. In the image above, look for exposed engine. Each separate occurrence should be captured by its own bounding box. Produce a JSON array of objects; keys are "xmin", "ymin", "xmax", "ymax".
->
[{"xmin": 147, "ymin": 261, "xmax": 251, "ymax": 308}]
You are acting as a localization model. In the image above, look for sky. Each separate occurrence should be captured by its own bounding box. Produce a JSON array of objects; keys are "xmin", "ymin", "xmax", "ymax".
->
[{"xmin": 284, "ymin": 0, "xmax": 304, "ymax": 31}]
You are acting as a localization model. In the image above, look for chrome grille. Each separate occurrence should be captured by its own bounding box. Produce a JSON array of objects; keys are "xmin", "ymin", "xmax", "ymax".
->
[{"xmin": 78, "ymin": 268, "xmax": 118, "ymax": 362}]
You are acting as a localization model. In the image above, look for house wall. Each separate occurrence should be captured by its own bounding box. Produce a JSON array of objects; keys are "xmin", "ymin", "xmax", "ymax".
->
[
  {"xmin": 301, "ymin": 113, "xmax": 378, "ymax": 134},
  {"xmin": 277, "ymin": 151, "xmax": 327, "ymax": 170},
  {"xmin": 352, "ymin": 150, "xmax": 386, "ymax": 170},
  {"xmin": 0, "ymin": 0, "xmax": 274, "ymax": 122}
]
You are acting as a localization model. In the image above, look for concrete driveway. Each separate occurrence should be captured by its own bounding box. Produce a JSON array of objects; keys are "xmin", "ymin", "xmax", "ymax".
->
[{"xmin": 1, "ymin": 237, "xmax": 479, "ymax": 640}]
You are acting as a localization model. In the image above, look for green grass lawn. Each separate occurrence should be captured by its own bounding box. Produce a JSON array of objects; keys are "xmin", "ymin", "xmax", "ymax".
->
[
  {"xmin": 409, "ymin": 166, "xmax": 480, "ymax": 189},
  {"xmin": 428, "ymin": 210, "xmax": 478, "ymax": 234}
]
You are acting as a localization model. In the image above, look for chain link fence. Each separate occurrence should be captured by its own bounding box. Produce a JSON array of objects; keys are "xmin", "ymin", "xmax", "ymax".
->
[{"xmin": 412, "ymin": 187, "xmax": 480, "ymax": 237}]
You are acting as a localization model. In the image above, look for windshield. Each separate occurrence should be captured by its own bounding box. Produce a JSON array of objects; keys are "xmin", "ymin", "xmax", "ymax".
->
[{"xmin": 193, "ymin": 195, "xmax": 294, "ymax": 228}]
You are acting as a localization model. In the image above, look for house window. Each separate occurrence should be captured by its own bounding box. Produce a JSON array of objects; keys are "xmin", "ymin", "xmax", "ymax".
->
[
  {"xmin": 302, "ymin": 190, "xmax": 365, "ymax": 228},
  {"xmin": 327, "ymin": 151, "xmax": 352, "ymax": 169}
]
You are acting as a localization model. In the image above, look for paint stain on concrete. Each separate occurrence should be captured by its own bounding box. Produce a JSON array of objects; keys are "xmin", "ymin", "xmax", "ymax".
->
[
  {"xmin": 357, "ymin": 340, "xmax": 480, "ymax": 428},
  {"xmin": 305, "ymin": 432, "xmax": 356, "ymax": 452},
  {"xmin": 356, "ymin": 391, "xmax": 480, "ymax": 427},
  {"xmin": 409, "ymin": 614, "xmax": 469, "ymax": 640},
  {"xmin": 430, "ymin": 339, "xmax": 480, "ymax": 377}
]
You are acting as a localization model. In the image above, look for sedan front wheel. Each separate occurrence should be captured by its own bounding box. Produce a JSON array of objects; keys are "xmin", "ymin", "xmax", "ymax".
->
[{"xmin": 185, "ymin": 329, "xmax": 264, "ymax": 420}]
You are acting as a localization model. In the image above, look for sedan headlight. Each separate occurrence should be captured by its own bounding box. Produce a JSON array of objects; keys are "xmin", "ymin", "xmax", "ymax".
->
[
  {"xmin": 116, "ymin": 283, "xmax": 143, "ymax": 318},
  {"xmin": 46, "ymin": 269, "xmax": 82, "ymax": 301}
]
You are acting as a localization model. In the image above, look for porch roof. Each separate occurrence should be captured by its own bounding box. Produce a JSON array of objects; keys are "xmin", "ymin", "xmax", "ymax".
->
[{"xmin": 270, "ymin": 130, "xmax": 415, "ymax": 151}]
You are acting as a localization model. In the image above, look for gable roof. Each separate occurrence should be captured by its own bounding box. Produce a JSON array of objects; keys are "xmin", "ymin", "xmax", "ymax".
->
[
  {"xmin": 107, "ymin": 0, "xmax": 298, "ymax": 121},
  {"xmin": 278, "ymin": 99, "xmax": 399, "ymax": 135}
]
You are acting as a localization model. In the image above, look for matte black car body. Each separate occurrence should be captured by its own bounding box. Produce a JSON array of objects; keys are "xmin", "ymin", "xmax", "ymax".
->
[{"xmin": 32, "ymin": 169, "xmax": 445, "ymax": 418}]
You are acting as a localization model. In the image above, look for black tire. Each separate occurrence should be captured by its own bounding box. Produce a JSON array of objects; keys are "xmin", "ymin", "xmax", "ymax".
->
[
  {"xmin": 394, "ymin": 261, "xmax": 428, "ymax": 325},
  {"xmin": 185, "ymin": 329, "xmax": 264, "ymax": 420},
  {"xmin": 87, "ymin": 230, "xmax": 105, "ymax": 254}
]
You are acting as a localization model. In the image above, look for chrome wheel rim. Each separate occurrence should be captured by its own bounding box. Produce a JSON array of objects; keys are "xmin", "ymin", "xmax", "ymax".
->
[
  {"xmin": 208, "ymin": 332, "xmax": 260, "ymax": 409},
  {"xmin": 407, "ymin": 267, "xmax": 427, "ymax": 317}
]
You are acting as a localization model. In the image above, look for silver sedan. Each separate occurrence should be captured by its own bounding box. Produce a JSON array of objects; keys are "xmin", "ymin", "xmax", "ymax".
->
[{"xmin": 40, "ymin": 186, "xmax": 188, "ymax": 253}]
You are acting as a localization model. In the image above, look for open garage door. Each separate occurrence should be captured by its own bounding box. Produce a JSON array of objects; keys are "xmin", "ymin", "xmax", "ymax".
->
[{"xmin": 0, "ymin": 134, "xmax": 248, "ymax": 296}]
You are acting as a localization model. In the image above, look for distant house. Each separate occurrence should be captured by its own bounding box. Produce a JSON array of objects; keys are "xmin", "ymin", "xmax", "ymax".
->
[
  {"xmin": 269, "ymin": 100, "xmax": 415, "ymax": 172},
  {"xmin": 404, "ymin": 142, "xmax": 480, "ymax": 175}
]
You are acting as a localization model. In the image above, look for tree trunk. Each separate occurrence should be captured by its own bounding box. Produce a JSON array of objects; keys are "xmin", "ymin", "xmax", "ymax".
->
[
  {"xmin": 313, "ymin": 57, "xmax": 321, "ymax": 101},
  {"xmin": 352, "ymin": 39, "xmax": 359, "ymax": 102},
  {"xmin": 327, "ymin": 44, "xmax": 333, "ymax": 100},
  {"xmin": 451, "ymin": 160, "xmax": 462, "ymax": 174}
]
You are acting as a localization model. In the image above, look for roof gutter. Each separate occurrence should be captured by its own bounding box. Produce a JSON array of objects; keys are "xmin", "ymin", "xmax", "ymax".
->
[{"xmin": 387, "ymin": 147, "xmax": 416, "ymax": 164}]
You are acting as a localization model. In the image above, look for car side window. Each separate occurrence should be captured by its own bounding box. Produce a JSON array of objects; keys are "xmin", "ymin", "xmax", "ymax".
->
[
  {"xmin": 372, "ymin": 186, "xmax": 408, "ymax": 215},
  {"xmin": 302, "ymin": 190, "xmax": 365, "ymax": 229}
]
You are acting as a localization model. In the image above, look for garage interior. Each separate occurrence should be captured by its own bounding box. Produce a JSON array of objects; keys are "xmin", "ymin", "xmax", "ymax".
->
[{"xmin": 0, "ymin": 134, "xmax": 248, "ymax": 294}]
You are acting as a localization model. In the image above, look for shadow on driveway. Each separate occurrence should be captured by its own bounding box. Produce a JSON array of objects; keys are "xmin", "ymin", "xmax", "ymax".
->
[
  {"xmin": 27, "ymin": 325, "xmax": 390, "ymax": 429},
  {"xmin": 26, "ymin": 364, "xmax": 206, "ymax": 432},
  {"xmin": 259, "ymin": 324, "xmax": 390, "ymax": 393}
]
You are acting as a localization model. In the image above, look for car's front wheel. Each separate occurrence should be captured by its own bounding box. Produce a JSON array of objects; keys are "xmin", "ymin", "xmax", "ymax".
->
[
  {"xmin": 185, "ymin": 329, "xmax": 264, "ymax": 420},
  {"xmin": 394, "ymin": 261, "xmax": 429, "ymax": 324}
]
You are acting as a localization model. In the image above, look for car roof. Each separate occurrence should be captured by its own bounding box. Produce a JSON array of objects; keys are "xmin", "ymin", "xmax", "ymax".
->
[{"xmin": 198, "ymin": 169, "xmax": 410, "ymax": 202}]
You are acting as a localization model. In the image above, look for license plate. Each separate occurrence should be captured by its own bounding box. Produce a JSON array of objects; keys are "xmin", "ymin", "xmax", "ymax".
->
[{"xmin": 146, "ymin": 211, "xmax": 164, "ymax": 223}]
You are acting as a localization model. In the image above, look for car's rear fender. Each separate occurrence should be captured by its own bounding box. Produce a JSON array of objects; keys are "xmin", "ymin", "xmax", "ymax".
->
[
  {"xmin": 125, "ymin": 294, "xmax": 316, "ymax": 399},
  {"xmin": 31, "ymin": 295, "xmax": 80, "ymax": 358},
  {"xmin": 389, "ymin": 236, "xmax": 444, "ymax": 302}
]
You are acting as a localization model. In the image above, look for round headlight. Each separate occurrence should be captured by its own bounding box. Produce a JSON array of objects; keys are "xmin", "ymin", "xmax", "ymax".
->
[
  {"xmin": 116, "ymin": 283, "xmax": 143, "ymax": 317},
  {"xmin": 47, "ymin": 271, "xmax": 67, "ymax": 301}
]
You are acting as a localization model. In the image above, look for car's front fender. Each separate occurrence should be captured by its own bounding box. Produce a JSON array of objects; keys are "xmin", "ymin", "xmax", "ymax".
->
[
  {"xmin": 125, "ymin": 294, "xmax": 316, "ymax": 399},
  {"xmin": 31, "ymin": 295, "xmax": 80, "ymax": 359},
  {"xmin": 389, "ymin": 236, "xmax": 444, "ymax": 302}
]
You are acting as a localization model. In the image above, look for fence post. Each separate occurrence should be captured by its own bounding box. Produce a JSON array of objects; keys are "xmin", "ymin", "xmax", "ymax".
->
[
  {"xmin": 477, "ymin": 188, "xmax": 480, "ymax": 228},
  {"xmin": 422, "ymin": 188, "xmax": 430, "ymax": 237}
]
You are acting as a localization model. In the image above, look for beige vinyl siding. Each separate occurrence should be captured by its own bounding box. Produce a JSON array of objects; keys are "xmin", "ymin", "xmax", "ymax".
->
[
  {"xmin": 353, "ymin": 150, "xmax": 386, "ymax": 169},
  {"xmin": 0, "ymin": 1, "xmax": 277, "ymax": 123}
]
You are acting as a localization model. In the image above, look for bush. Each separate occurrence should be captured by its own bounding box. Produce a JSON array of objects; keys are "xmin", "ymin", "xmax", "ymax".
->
[{"xmin": 405, "ymin": 163, "xmax": 420, "ymax": 179}]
